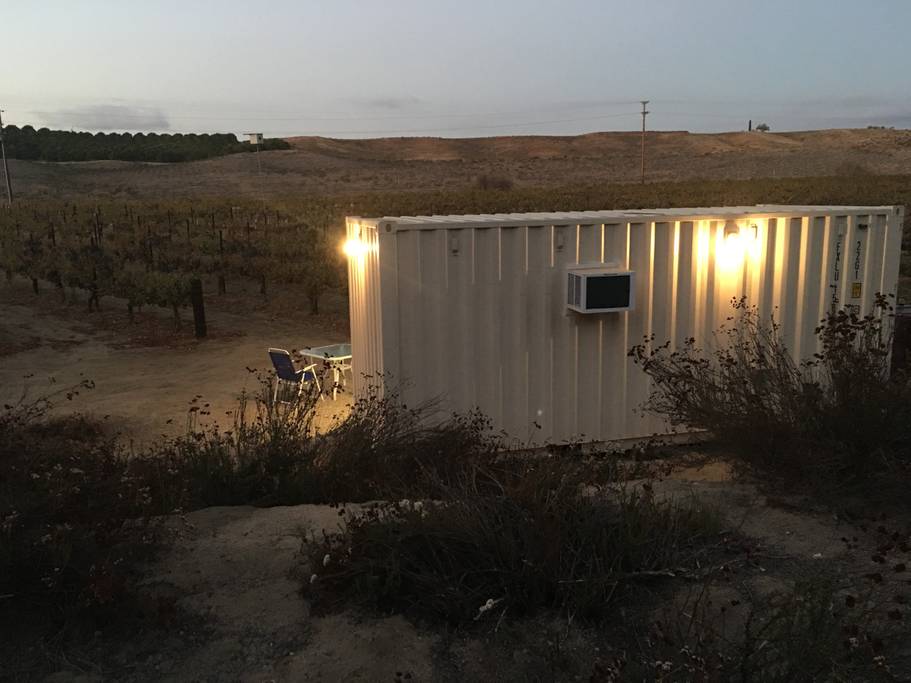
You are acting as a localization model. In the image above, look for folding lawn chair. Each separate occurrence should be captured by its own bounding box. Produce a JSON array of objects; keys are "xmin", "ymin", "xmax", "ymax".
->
[{"xmin": 267, "ymin": 348, "xmax": 322, "ymax": 403}]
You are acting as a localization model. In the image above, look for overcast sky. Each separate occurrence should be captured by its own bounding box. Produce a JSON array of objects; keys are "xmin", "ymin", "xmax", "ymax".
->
[{"xmin": 3, "ymin": 0, "xmax": 910, "ymax": 138}]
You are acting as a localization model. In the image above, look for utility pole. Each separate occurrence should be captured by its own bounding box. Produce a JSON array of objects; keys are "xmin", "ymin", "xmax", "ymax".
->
[
  {"xmin": 0, "ymin": 108, "xmax": 13, "ymax": 206},
  {"xmin": 244, "ymin": 132, "xmax": 263, "ymax": 173},
  {"xmin": 244, "ymin": 132, "xmax": 265, "ymax": 206},
  {"xmin": 639, "ymin": 100, "xmax": 649, "ymax": 184}
]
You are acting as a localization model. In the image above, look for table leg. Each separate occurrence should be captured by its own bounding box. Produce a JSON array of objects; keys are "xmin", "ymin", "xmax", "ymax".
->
[{"xmin": 333, "ymin": 365, "xmax": 340, "ymax": 400}]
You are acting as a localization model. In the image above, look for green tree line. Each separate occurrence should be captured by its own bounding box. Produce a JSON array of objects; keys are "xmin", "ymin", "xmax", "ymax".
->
[{"xmin": 1, "ymin": 126, "xmax": 290, "ymax": 162}]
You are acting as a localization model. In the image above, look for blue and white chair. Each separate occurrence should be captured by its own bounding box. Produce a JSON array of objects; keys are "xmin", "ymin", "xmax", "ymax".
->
[{"xmin": 268, "ymin": 348, "xmax": 322, "ymax": 403}]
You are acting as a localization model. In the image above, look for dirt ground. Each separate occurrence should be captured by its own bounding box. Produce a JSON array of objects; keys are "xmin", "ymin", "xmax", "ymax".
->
[
  {"xmin": 9, "ymin": 128, "xmax": 911, "ymax": 199},
  {"xmin": 0, "ymin": 277, "xmax": 353, "ymax": 443}
]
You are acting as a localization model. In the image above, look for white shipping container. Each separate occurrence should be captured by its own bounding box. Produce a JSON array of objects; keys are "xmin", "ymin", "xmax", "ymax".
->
[{"xmin": 346, "ymin": 206, "xmax": 904, "ymax": 445}]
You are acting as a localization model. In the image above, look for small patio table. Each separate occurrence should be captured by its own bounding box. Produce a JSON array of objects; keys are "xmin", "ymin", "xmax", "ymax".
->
[{"xmin": 299, "ymin": 343, "xmax": 352, "ymax": 400}]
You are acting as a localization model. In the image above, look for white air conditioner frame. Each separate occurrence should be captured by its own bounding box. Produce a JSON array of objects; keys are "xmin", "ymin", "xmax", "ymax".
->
[{"xmin": 566, "ymin": 266, "xmax": 635, "ymax": 314}]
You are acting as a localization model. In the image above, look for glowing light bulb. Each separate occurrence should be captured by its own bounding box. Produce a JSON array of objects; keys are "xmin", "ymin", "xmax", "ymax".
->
[
  {"xmin": 343, "ymin": 238, "xmax": 368, "ymax": 257},
  {"xmin": 718, "ymin": 227, "xmax": 744, "ymax": 269}
]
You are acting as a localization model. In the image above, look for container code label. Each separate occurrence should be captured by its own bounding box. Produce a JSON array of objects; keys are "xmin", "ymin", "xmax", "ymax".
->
[
  {"xmin": 829, "ymin": 230, "xmax": 844, "ymax": 312},
  {"xmin": 851, "ymin": 281, "xmax": 862, "ymax": 299}
]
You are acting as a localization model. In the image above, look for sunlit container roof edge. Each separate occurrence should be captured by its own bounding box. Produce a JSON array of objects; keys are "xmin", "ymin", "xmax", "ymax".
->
[{"xmin": 351, "ymin": 206, "xmax": 901, "ymax": 231}]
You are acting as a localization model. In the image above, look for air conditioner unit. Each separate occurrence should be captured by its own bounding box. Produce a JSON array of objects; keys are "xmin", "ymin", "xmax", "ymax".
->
[{"xmin": 566, "ymin": 268, "xmax": 635, "ymax": 313}]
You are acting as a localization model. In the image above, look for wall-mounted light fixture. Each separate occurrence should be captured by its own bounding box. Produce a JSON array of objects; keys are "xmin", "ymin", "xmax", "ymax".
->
[
  {"xmin": 343, "ymin": 227, "xmax": 368, "ymax": 257},
  {"xmin": 718, "ymin": 220, "xmax": 759, "ymax": 271}
]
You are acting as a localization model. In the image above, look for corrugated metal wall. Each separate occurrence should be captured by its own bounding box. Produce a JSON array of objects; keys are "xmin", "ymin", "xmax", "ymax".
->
[
  {"xmin": 346, "ymin": 221, "xmax": 383, "ymax": 396},
  {"xmin": 347, "ymin": 208, "xmax": 904, "ymax": 444}
]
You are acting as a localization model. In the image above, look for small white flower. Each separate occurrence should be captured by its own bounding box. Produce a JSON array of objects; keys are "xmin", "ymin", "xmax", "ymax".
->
[
  {"xmin": 310, "ymin": 573, "xmax": 318, "ymax": 584},
  {"xmin": 474, "ymin": 597, "xmax": 504, "ymax": 620},
  {"xmin": 848, "ymin": 637, "xmax": 859, "ymax": 649},
  {"xmin": 323, "ymin": 554, "xmax": 331, "ymax": 567},
  {"xmin": 812, "ymin": 553, "xmax": 823, "ymax": 559},
  {"xmin": 413, "ymin": 501, "xmax": 423, "ymax": 512}
]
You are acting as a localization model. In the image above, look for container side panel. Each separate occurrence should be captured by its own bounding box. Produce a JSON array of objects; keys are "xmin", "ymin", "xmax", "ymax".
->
[
  {"xmin": 674, "ymin": 222, "xmax": 697, "ymax": 349},
  {"xmin": 364, "ymin": 226, "xmax": 382, "ymax": 391},
  {"xmin": 779, "ymin": 217, "xmax": 805, "ymax": 359},
  {"xmin": 879, "ymin": 211, "xmax": 902, "ymax": 303},
  {"xmin": 742, "ymin": 218, "xmax": 764, "ymax": 315},
  {"xmin": 880, "ymin": 210, "xmax": 903, "ymax": 348},
  {"xmin": 445, "ymin": 229, "xmax": 476, "ymax": 413},
  {"xmin": 474, "ymin": 228, "xmax": 502, "ymax": 427},
  {"xmin": 575, "ymin": 224, "xmax": 603, "ymax": 441},
  {"xmin": 719, "ymin": 219, "xmax": 747, "ymax": 333},
  {"xmin": 863, "ymin": 213, "xmax": 887, "ymax": 316},
  {"xmin": 500, "ymin": 226, "xmax": 529, "ymax": 442},
  {"xmin": 378, "ymin": 228, "xmax": 400, "ymax": 389},
  {"xmin": 394, "ymin": 230, "xmax": 422, "ymax": 407},
  {"xmin": 625, "ymin": 222, "xmax": 654, "ymax": 437},
  {"xmin": 846, "ymin": 215, "xmax": 870, "ymax": 316},
  {"xmin": 600, "ymin": 223, "xmax": 629, "ymax": 440},
  {"xmin": 551, "ymin": 224, "xmax": 578, "ymax": 441},
  {"xmin": 348, "ymin": 221, "xmax": 384, "ymax": 397},
  {"xmin": 649, "ymin": 221, "xmax": 676, "ymax": 435},
  {"xmin": 526, "ymin": 226, "xmax": 552, "ymax": 443},
  {"xmin": 758, "ymin": 218, "xmax": 779, "ymax": 323},
  {"xmin": 822, "ymin": 215, "xmax": 848, "ymax": 315},
  {"xmin": 418, "ymin": 230, "xmax": 446, "ymax": 410},
  {"xmin": 797, "ymin": 216, "xmax": 827, "ymax": 359},
  {"xmin": 698, "ymin": 222, "xmax": 717, "ymax": 347}
]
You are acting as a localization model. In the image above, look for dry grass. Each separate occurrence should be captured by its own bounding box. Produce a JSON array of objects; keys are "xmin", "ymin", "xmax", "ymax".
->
[{"xmin": 9, "ymin": 128, "xmax": 911, "ymax": 199}]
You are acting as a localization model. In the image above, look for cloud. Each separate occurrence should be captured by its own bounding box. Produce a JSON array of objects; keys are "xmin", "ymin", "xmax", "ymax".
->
[{"xmin": 32, "ymin": 105, "xmax": 171, "ymax": 131}]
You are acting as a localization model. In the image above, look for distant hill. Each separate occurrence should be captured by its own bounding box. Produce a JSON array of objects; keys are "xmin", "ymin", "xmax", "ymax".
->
[
  {"xmin": 1, "ymin": 126, "xmax": 290, "ymax": 163},
  {"xmin": 282, "ymin": 128, "xmax": 911, "ymax": 162},
  {"xmin": 6, "ymin": 128, "xmax": 911, "ymax": 198}
]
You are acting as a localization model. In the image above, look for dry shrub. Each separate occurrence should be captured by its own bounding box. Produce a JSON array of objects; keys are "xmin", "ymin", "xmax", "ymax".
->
[
  {"xmin": 302, "ymin": 463, "xmax": 721, "ymax": 624},
  {"xmin": 146, "ymin": 381, "xmax": 503, "ymax": 508},
  {"xmin": 0, "ymin": 382, "xmax": 160, "ymax": 625},
  {"xmin": 142, "ymin": 372, "xmax": 323, "ymax": 509},
  {"xmin": 630, "ymin": 296, "xmax": 911, "ymax": 498},
  {"xmin": 615, "ymin": 577, "xmax": 903, "ymax": 682},
  {"xmin": 312, "ymin": 390, "xmax": 500, "ymax": 502}
]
